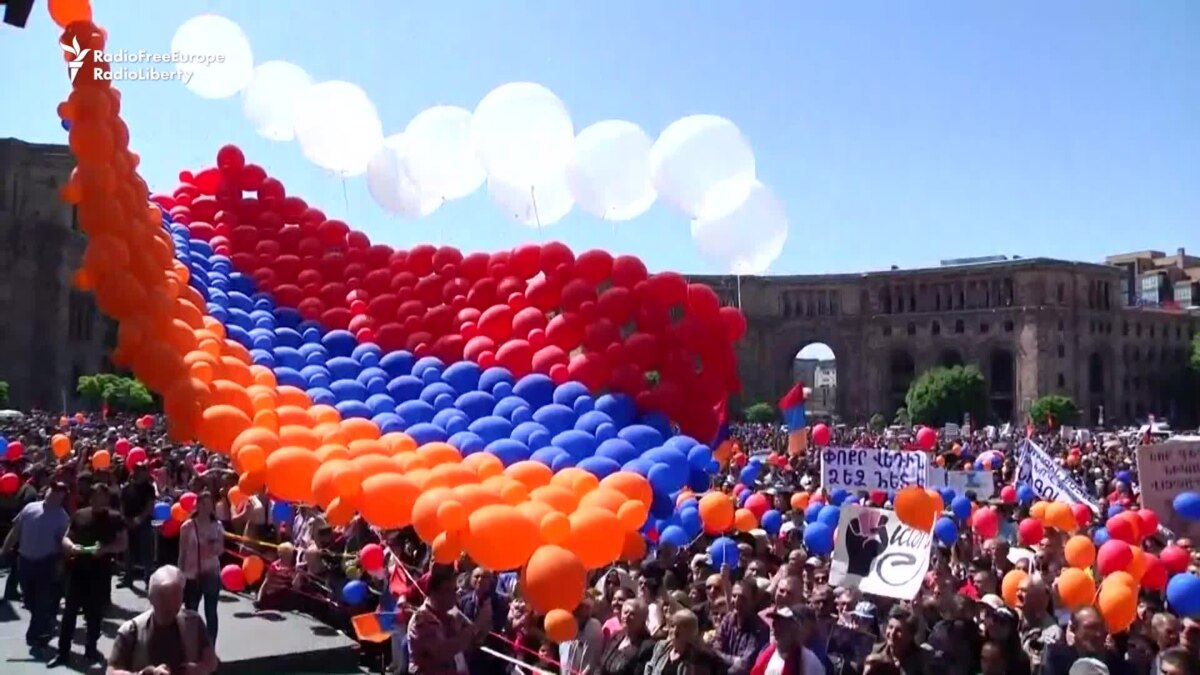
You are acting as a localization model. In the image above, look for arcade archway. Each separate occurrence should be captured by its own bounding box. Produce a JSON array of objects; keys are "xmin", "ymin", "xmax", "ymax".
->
[{"xmin": 794, "ymin": 342, "xmax": 837, "ymax": 420}]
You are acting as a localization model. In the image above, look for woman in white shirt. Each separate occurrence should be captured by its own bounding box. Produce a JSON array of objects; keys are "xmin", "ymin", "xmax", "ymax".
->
[{"xmin": 178, "ymin": 491, "xmax": 226, "ymax": 646}]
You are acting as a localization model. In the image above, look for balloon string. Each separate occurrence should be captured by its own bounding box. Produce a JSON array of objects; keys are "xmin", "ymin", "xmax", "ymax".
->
[
  {"xmin": 530, "ymin": 186, "xmax": 543, "ymax": 238},
  {"xmin": 341, "ymin": 178, "xmax": 350, "ymax": 219}
]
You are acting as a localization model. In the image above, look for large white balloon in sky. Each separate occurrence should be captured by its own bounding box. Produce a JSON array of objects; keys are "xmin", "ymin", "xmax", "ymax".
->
[
  {"xmin": 567, "ymin": 120, "xmax": 657, "ymax": 222},
  {"xmin": 488, "ymin": 170, "xmax": 575, "ymax": 228},
  {"xmin": 471, "ymin": 82, "xmax": 575, "ymax": 188},
  {"xmin": 690, "ymin": 180, "xmax": 788, "ymax": 275},
  {"xmin": 170, "ymin": 15, "xmax": 255, "ymax": 100},
  {"xmin": 650, "ymin": 114, "xmax": 756, "ymax": 221},
  {"xmin": 366, "ymin": 134, "xmax": 442, "ymax": 219},
  {"xmin": 293, "ymin": 81, "xmax": 384, "ymax": 177},
  {"xmin": 242, "ymin": 61, "xmax": 313, "ymax": 141},
  {"xmin": 403, "ymin": 106, "xmax": 487, "ymax": 202}
]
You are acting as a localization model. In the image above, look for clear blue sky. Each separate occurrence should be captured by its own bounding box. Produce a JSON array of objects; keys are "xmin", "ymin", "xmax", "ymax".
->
[{"xmin": 2, "ymin": 1, "xmax": 1197, "ymax": 276}]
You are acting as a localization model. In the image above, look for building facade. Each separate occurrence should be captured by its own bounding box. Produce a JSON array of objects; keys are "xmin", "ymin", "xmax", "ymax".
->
[
  {"xmin": 0, "ymin": 138, "xmax": 115, "ymax": 410},
  {"xmin": 1107, "ymin": 249, "xmax": 1200, "ymax": 310},
  {"xmin": 692, "ymin": 257, "xmax": 1200, "ymax": 427}
]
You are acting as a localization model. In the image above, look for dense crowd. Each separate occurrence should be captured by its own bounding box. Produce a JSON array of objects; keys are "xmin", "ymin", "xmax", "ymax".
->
[{"xmin": 1, "ymin": 412, "xmax": 1199, "ymax": 675}]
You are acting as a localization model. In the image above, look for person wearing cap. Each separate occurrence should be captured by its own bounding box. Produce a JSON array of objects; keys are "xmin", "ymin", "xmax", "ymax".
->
[
  {"xmin": 1, "ymin": 481, "xmax": 73, "ymax": 648},
  {"xmin": 749, "ymin": 605, "xmax": 825, "ymax": 675}
]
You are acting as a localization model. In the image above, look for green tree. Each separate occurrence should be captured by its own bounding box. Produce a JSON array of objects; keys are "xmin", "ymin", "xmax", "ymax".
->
[
  {"xmin": 868, "ymin": 413, "xmax": 886, "ymax": 432},
  {"xmin": 77, "ymin": 374, "xmax": 154, "ymax": 412},
  {"xmin": 0, "ymin": 380, "xmax": 8, "ymax": 407},
  {"xmin": 893, "ymin": 407, "xmax": 911, "ymax": 427},
  {"xmin": 904, "ymin": 365, "xmax": 989, "ymax": 427},
  {"xmin": 743, "ymin": 402, "xmax": 777, "ymax": 424},
  {"xmin": 1030, "ymin": 394, "xmax": 1081, "ymax": 427}
]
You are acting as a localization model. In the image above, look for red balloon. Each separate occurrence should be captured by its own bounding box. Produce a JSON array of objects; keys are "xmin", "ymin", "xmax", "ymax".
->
[
  {"xmin": 972, "ymin": 507, "xmax": 1000, "ymax": 538},
  {"xmin": 811, "ymin": 423, "xmax": 831, "ymax": 447},
  {"xmin": 1096, "ymin": 540, "xmax": 1134, "ymax": 576},
  {"xmin": 743, "ymin": 493, "xmax": 770, "ymax": 519},
  {"xmin": 1161, "ymin": 545, "xmax": 1190, "ymax": 574},
  {"xmin": 545, "ymin": 313, "xmax": 585, "ymax": 351},
  {"xmin": 359, "ymin": 543, "xmax": 385, "ymax": 573},
  {"xmin": 126, "ymin": 447, "xmax": 147, "ymax": 466},
  {"xmin": 495, "ymin": 340, "xmax": 533, "ymax": 378},
  {"xmin": 999, "ymin": 485, "xmax": 1017, "ymax": 504},
  {"xmin": 574, "ymin": 249, "xmax": 614, "ymax": 284},
  {"xmin": 1135, "ymin": 509, "xmax": 1159, "ymax": 537},
  {"xmin": 4, "ymin": 441, "xmax": 23, "ymax": 461},
  {"xmin": 216, "ymin": 144, "xmax": 245, "ymax": 171},
  {"xmin": 1105, "ymin": 512, "xmax": 1139, "ymax": 544},
  {"xmin": 0, "ymin": 473, "xmax": 19, "ymax": 495},
  {"xmin": 1018, "ymin": 518, "xmax": 1045, "ymax": 546},
  {"xmin": 686, "ymin": 284, "xmax": 721, "ymax": 320},
  {"xmin": 1141, "ymin": 553, "xmax": 1167, "ymax": 591},
  {"xmin": 1072, "ymin": 503, "xmax": 1093, "ymax": 528},
  {"xmin": 915, "ymin": 427, "xmax": 937, "ymax": 451},
  {"xmin": 611, "ymin": 255, "xmax": 648, "ymax": 288}
]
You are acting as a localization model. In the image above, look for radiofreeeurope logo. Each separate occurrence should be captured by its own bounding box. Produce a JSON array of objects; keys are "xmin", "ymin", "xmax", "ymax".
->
[{"xmin": 61, "ymin": 37, "xmax": 224, "ymax": 84}]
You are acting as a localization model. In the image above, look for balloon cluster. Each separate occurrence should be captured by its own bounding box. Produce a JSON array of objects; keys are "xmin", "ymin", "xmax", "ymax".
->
[
  {"xmin": 55, "ymin": 3, "xmax": 745, "ymax": 627},
  {"xmin": 163, "ymin": 10, "xmax": 787, "ymax": 273},
  {"xmin": 153, "ymin": 145, "xmax": 746, "ymax": 444}
]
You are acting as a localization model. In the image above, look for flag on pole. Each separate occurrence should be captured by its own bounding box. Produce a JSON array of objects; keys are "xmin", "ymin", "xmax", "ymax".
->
[
  {"xmin": 778, "ymin": 383, "xmax": 809, "ymax": 455},
  {"xmin": 712, "ymin": 399, "xmax": 730, "ymax": 448}
]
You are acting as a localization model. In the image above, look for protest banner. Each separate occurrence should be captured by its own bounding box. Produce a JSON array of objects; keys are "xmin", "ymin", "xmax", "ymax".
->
[
  {"xmin": 821, "ymin": 447, "xmax": 928, "ymax": 493},
  {"xmin": 829, "ymin": 504, "xmax": 931, "ymax": 601},
  {"xmin": 928, "ymin": 468, "xmax": 996, "ymax": 498},
  {"xmin": 1136, "ymin": 440, "xmax": 1200, "ymax": 539},
  {"xmin": 1015, "ymin": 440, "xmax": 1099, "ymax": 512}
]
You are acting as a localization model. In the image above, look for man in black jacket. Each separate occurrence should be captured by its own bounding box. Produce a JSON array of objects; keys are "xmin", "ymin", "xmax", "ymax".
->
[{"xmin": 1041, "ymin": 607, "xmax": 1133, "ymax": 675}]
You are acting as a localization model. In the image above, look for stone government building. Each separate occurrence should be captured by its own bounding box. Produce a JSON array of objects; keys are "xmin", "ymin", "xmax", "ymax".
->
[
  {"xmin": 693, "ymin": 253, "xmax": 1200, "ymax": 427},
  {"xmin": 3, "ymin": 138, "xmax": 1197, "ymax": 426}
]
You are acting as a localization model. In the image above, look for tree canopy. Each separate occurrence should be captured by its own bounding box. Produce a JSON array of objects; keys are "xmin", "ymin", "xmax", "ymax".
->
[
  {"xmin": 0, "ymin": 380, "xmax": 8, "ymax": 407},
  {"xmin": 1030, "ymin": 394, "xmax": 1081, "ymax": 428},
  {"xmin": 904, "ymin": 365, "xmax": 989, "ymax": 427},
  {"xmin": 743, "ymin": 402, "xmax": 776, "ymax": 424},
  {"xmin": 76, "ymin": 374, "xmax": 154, "ymax": 412}
]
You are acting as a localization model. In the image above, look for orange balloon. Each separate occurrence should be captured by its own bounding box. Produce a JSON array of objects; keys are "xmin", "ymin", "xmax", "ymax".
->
[
  {"xmin": 733, "ymin": 508, "xmax": 758, "ymax": 532},
  {"xmin": 566, "ymin": 508, "xmax": 624, "ymax": 570},
  {"xmin": 230, "ymin": 427, "xmax": 281, "ymax": 460},
  {"xmin": 242, "ymin": 555, "xmax": 265, "ymax": 585},
  {"xmin": 237, "ymin": 444, "xmax": 266, "ymax": 474},
  {"xmin": 381, "ymin": 432, "xmax": 417, "ymax": 455},
  {"xmin": 325, "ymin": 497, "xmax": 356, "ymax": 527},
  {"xmin": 1127, "ymin": 545, "xmax": 1146, "ymax": 582},
  {"xmin": 790, "ymin": 492, "xmax": 811, "ymax": 511},
  {"xmin": 544, "ymin": 609, "xmax": 577, "ymax": 643},
  {"xmin": 599, "ymin": 471, "xmax": 653, "ymax": 506},
  {"xmin": 331, "ymin": 464, "xmax": 365, "ymax": 502},
  {"xmin": 895, "ymin": 486, "xmax": 936, "ymax": 532},
  {"xmin": 1096, "ymin": 583, "xmax": 1137, "ymax": 632},
  {"xmin": 198, "ymin": 405, "xmax": 253, "ymax": 454},
  {"xmin": 339, "ymin": 417, "xmax": 380, "ymax": 443},
  {"xmin": 91, "ymin": 450, "xmax": 111, "ymax": 470},
  {"xmin": 347, "ymin": 439, "xmax": 388, "ymax": 459},
  {"xmin": 1001, "ymin": 569, "xmax": 1027, "ymax": 608},
  {"xmin": 617, "ymin": 501, "xmax": 649, "ymax": 531},
  {"xmin": 521, "ymin": 545, "xmax": 587, "ymax": 614},
  {"xmin": 265, "ymin": 447, "xmax": 321, "ymax": 504},
  {"xmin": 311, "ymin": 459, "xmax": 351, "ymax": 509},
  {"xmin": 621, "ymin": 529, "xmax": 647, "ymax": 562},
  {"xmin": 1103, "ymin": 571, "xmax": 1138, "ymax": 592},
  {"xmin": 170, "ymin": 503, "xmax": 187, "ymax": 522},
  {"xmin": 698, "ymin": 492, "xmax": 735, "ymax": 533},
  {"xmin": 51, "ymin": 434, "xmax": 72, "ymax": 458},
  {"xmin": 1045, "ymin": 502, "xmax": 1076, "ymax": 533},
  {"xmin": 1030, "ymin": 501, "xmax": 1048, "ymax": 522},
  {"xmin": 431, "ymin": 530, "xmax": 462, "ymax": 565},
  {"xmin": 578, "ymin": 487, "xmax": 627, "ymax": 513},
  {"xmin": 417, "ymin": 442, "xmax": 462, "ymax": 467},
  {"xmin": 462, "ymin": 452, "xmax": 504, "ymax": 480},
  {"xmin": 504, "ymin": 461, "xmax": 554, "ymax": 490},
  {"xmin": 359, "ymin": 474, "xmax": 420, "ymax": 529},
  {"xmin": 1056, "ymin": 568, "xmax": 1096, "ymax": 611},
  {"xmin": 465, "ymin": 504, "xmax": 539, "ymax": 571},
  {"xmin": 540, "ymin": 512, "xmax": 570, "ymax": 545},
  {"xmin": 531, "ymin": 485, "xmax": 579, "ymax": 514},
  {"xmin": 438, "ymin": 501, "xmax": 467, "ymax": 532},
  {"xmin": 1064, "ymin": 535, "xmax": 1096, "ymax": 569}
]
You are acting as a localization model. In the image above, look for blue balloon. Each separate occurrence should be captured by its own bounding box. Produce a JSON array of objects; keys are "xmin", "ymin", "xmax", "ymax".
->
[
  {"xmin": 679, "ymin": 507, "xmax": 703, "ymax": 539},
  {"xmin": 951, "ymin": 496, "xmax": 972, "ymax": 520},
  {"xmin": 447, "ymin": 431, "xmax": 487, "ymax": 454},
  {"xmin": 1093, "ymin": 527, "xmax": 1111, "ymax": 545},
  {"xmin": 553, "ymin": 430, "xmax": 597, "ymax": 459},
  {"xmin": 513, "ymin": 374, "xmax": 555, "ymax": 409},
  {"xmin": 1107, "ymin": 503, "xmax": 1124, "ymax": 519},
  {"xmin": 596, "ymin": 438, "xmax": 639, "ymax": 465},
  {"xmin": 406, "ymin": 423, "xmax": 448, "ymax": 445},
  {"xmin": 686, "ymin": 468, "xmax": 711, "ymax": 493},
  {"xmin": 272, "ymin": 501, "xmax": 294, "ymax": 525},
  {"xmin": 817, "ymin": 505, "xmax": 841, "ymax": 528},
  {"xmin": 708, "ymin": 537, "xmax": 739, "ymax": 568},
  {"xmin": 1173, "ymin": 492, "xmax": 1200, "ymax": 520},
  {"xmin": 738, "ymin": 464, "xmax": 760, "ymax": 486},
  {"xmin": 486, "ymin": 439, "xmax": 531, "ymax": 466},
  {"xmin": 939, "ymin": 488, "xmax": 956, "ymax": 505},
  {"xmin": 803, "ymin": 522, "xmax": 835, "ymax": 556},
  {"xmin": 532, "ymin": 404, "xmax": 576, "ymax": 435},
  {"xmin": 595, "ymin": 393, "xmax": 636, "ymax": 428},
  {"xmin": 648, "ymin": 464, "xmax": 684, "ymax": 494},
  {"xmin": 152, "ymin": 502, "xmax": 172, "ymax": 521},
  {"xmin": 619, "ymin": 425, "xmax": 665, "ymax": 453},
  {"xmin": 665, "ymin": 435, "xmax": 698, "ymax": 453},
  {"xmin": 577, "ymin": 456, "xmax": 621, "ymax": 479},
  {"xmin": 342, "ymin": 580, "xmax": 368, "ymax": 604},
  {"xmin": 575, "ymin": 410, "xmax": 615, "ymax": 435},
  {"xmin": 1115, "ymin": 470, "xmax": 1133, "ymax": 485},
  {"xmin": 805, "ymin": 502, "xmax": 823, "ymax": 524},
  {"xmin": 469, "ymin": 416, "xmax": 514, "ymax": 444},
  {"xmin": 553, "ymin": 382, "xmax": 590, "ymax": 407},
  {"xmin": 760, "ymin": 510, "xmax": 783, "ymax": 535},
  {"xmin": 933, "ymin": 517, "xmax": 958, "ymax": 546},
  {"xmin": 686, "ymin": 445, "xmax": 713, "ymax": 470},
  {"xmin": 1016, "ymin": 484, "xmax": 1036, "ymax": 504},
  {"xmin": 1166, "ymin": 573, "xmax": 1200, "ymax": 617},
  {"xmin": 61, "ymin": 119, "xmax": 71, "ymax": 131},
  {"xmin": 442, "ymin": 361, "xmax": 482, "ymax": 394},
  {"xmin": 479, "ymin": 367, "xmax": 515, "ymax": 395},
  {"xmin": 659, "ymin": 525, "xmax": 689, "ymax": 547},
  {"xmin": 830, "ymin": 489, "xmax": 849, "ymax": 506}
]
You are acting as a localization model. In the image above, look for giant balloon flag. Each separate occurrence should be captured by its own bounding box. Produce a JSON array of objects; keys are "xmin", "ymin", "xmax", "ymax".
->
[{"xmin": 49, "ymin": 3, "xmax": 747, "ymax": 639}]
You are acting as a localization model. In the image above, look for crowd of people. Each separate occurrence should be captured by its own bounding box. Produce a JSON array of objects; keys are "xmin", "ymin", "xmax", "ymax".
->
[{"xmin": 1, "ymin": 411, "xmax": 1199, "ymax": 675}]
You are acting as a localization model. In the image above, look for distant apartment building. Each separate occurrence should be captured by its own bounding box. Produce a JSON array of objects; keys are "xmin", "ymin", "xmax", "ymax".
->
[
  {"xmin": 794, "ymin": 357, "xmax": 838, "ymax": 418},
  {"xmin": 1107, "ymin": 248, "xmax": 1200, "ymax": 311}
]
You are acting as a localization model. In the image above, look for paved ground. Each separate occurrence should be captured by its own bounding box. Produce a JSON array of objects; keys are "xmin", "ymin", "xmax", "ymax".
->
[{"xmin": 0, "ymin": 572, "xmax": 363, "ymax": 674}]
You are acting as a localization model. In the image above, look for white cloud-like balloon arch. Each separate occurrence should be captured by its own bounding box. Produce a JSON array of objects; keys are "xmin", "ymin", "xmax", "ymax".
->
[{"xmin": 169, "ymin": 14, "xmax": 788, "ymax": 274}]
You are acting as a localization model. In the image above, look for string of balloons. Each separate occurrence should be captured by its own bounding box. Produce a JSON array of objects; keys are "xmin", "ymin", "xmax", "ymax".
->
[{"xmin": 167, "ymin": 14, "xmax": 789, "ymax": 275}]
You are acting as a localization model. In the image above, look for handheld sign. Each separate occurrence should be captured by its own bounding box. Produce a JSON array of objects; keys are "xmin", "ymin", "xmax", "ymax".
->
[
  {"xmin": 821, "ymin": 447, "xmax": 928, "ymax": 493},
  {"xmin": 829, "ymin": 504, "xmax": 931, "ymax": 601},
  {"xmin": 1136, "ymin": 440, "xmax": 1200, "ymax": 539}
]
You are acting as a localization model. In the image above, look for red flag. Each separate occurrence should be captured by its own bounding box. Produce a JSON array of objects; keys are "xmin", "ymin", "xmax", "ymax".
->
[{"xmin": 101, "ymin": 402, "xmax": 109, "ymax": 420}]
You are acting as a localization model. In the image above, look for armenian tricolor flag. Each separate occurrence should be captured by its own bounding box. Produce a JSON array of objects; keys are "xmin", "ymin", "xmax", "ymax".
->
[{"xmin": 778, "ymin": 383, "xmax": 808, "ymax": 455}]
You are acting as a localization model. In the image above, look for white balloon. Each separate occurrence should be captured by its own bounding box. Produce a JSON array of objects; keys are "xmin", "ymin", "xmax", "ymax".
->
[
  {"xmin": 566, "ymin": 120, "xmax": 657, "ymax": 222},
  {"xmin": 241, "ymin": 61, "xmax": 313, "ymax": 141},
  {"xmin": 488, "ymin": 170, "xmax": 575, "ymax": 227},
  {"xmin": 650, "ymin": 114, "xmax": 756, "ymax": 220},
  {"xmin": 366, "ymin": 135, "xmax": 442, "ymax": 219},
  {"xmin": 293, "ymin": 81, "xmax": 384, "ymax": 177},
  {"xmin": 170, "ymin": 15, "xmax": 255, "ymax": 100},
  {"xmin": 471, "ymin": 82, "xmax": 575, "ymax": 187},
  {"xmin": 403, "ymin": 106, "xmax": 486, "ymax": 201},
  {"xmin": 690, "ymin": 180, "xmax": 787, "ymax": 275}
]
